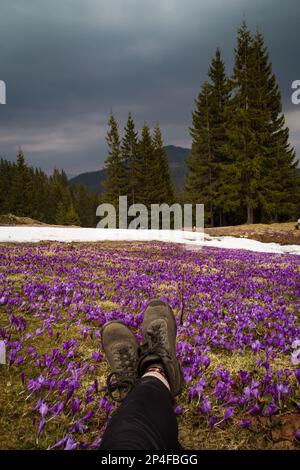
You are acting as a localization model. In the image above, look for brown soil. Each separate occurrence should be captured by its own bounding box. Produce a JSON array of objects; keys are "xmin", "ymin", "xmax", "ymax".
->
[
  {"xmin": 206, "ymin": 222, "xmax": 300, "ymax": 245},
  {"xmin": 0, "ymin": 213, "xmax": 46, "ymax": 226}
]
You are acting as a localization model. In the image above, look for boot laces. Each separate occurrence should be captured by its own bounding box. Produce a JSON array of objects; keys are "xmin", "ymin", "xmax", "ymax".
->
[
  {"xmin": 106, "ymin": 345, "xmax": 137, "ymax": 401},
  {"xmin": 138, "ymin": 323, "xmax": 172, "ymax": 370}
]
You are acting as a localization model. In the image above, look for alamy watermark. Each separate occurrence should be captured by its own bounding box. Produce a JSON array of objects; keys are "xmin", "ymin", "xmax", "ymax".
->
[
  {"xmin": 96, "ymin": 196, "xmax": 204, "ymax": 232},
  {"xmin": 291, "ymin": 80, "xmax": 300, "ymax": 105},
  {"xmin": 0, "ymin": 80, "xmax": 6, "ymax": 104},
  {"xmin": 0, "ymin": 340, "xmax": 6, "ymax": 364}
]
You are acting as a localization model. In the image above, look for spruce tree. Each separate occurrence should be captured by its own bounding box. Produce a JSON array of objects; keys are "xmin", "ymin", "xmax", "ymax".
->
[
  {"xmin": 185, "ymin": 49, "xmax": 231, "ymax": 226},
  {"xmin": 251, "ymin": 31, "xmax": 299, "ymax": 221},
  {"xmin": 207, "ymin": 48, "xmax": 232, "ymax": 225},
  {"xmin": 103, "ymin": 113, "xmax": 125, "ymax": 210},
  {"xmin": 185, "ymin": 82, "xmax": 215, "ymax": 225},
  {"xmin": 226, "ymin": 21, "xmax": 260, "ymax": 224},
  {"xmin": 0, "ymin": 159, "xmax": 14, "ymax": 213},
  {"xmin": 121, "ymin": 113, "xmax": 139, "ymax": 205},
  {"xmin": 136, "ymin": 122, "xmax": 155, "ymax": 207},
  {"xmin": 11, "ymin": 149, "xmax": 32, "ymax": 217},
  {"xmin": 65, "ymin": 204, "xmax": 81, "ymax": 226},
  {"xmin": 224, "ymin": 23, "xmax": 299, "ymax": 224},
  {"xmin": 152, "ymin": 123, "xmax": 174, "ymax": 204},
  {"xmin": 55, "ymin": 201, "xmax": 67, "ymax": 225}
]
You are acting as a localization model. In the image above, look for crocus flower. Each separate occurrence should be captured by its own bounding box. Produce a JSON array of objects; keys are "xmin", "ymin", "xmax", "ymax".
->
[
  {"xmin": 37, "ymin": 401, "xmax": 48, "ymax": 435},
  {"xmin": 291, "ymin": 348, "xmax": 300, "ymax": 366},
  {"xmin": 71, "ymin": 397, "xmax": 81, "ymax": 416},
  {"xmin": 174, "ymin": 405, "xmax": 183, "ymax": 415},
  {"xmin": 198, "ymin": 397, "xmax": 211, "ymax": 415},
  {"xmin": 239, "ymin": 418, "xmax": 251, "ymax": 428},
  {"xmin": 64, "ymin": 436, "xmax": 78, "ymax": 450},
  {"xmin": 223, "ymin": 407, "xmax": 234, "ymax": 421}
]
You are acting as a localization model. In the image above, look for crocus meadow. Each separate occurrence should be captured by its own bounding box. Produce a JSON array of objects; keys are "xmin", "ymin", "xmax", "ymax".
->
[{"xmin": 0, "ymin": 242, "xmax": 299, "ymax": 449}]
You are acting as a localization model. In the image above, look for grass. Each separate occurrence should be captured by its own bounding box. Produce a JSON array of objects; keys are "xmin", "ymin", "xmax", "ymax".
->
[
  {"xmin": 0, "ymin": 241, "xmax": 299, "ymax": 450},
  {"xmin": 206, "ymin": 222, "xmax": 300, "ymax": 245}
]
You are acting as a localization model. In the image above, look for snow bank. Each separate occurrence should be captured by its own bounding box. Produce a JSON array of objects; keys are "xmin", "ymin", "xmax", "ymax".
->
[{"xmin": 0, "ymin": 226, "xmax": 299, "ymax": 255}]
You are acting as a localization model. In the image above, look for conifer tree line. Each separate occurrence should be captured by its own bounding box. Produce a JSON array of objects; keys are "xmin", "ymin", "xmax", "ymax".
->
[
  {"xmin": 0, "ymin": 149, "xmax": 99, "ymax": 226},
  {"xmin": 185, "ymin": 21, "xmax": 299, "ymax": 226},
  {"xmin": 103, "ymin": 113, "xmax": 174, "ymax": 212}
]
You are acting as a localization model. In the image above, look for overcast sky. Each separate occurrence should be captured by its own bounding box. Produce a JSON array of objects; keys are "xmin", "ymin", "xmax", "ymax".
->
[{"xmin": 0, "ymin": 0, "xmax": 299, "ymax": 176}]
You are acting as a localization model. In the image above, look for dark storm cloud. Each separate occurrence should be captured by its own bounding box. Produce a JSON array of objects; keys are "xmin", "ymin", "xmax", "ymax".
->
[{"xmin": 0, "ymin": 0, "xmax": 299, "ymax": 174}]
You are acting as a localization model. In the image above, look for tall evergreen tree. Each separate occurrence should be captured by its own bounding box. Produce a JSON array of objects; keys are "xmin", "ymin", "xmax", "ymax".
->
[
  {"xmin": 0, "ymin": 159, "xmax": 14, "ymax": 213},
  {"xmin": 49, "ymin": 168, "xmax": 72, "ymax": 222},
  {"xmin": 185, "ymin": 49, "xmax": 231, "ymax": 226},
  {"xmin": 225, "ymin": 21, "xmax": 260, "ymax": 224},
  {"xmin": 11, "ymin": 149, "xmax": 32, "ymax": 217},
  {"xmin": 65, "ymin": 204, "xmax": 81, "ymax": 226},
  {"xmin": 152, "ymin": 124, "xmax": 174, "ymax": 204},
  {"xmin": 251, "ymin": 31, "xmax": 299, "ymax": 221},
  {"xmin": 55, "ymin": 201, "xmax": 67, "ymax": 225},
  {"xmin": 223, "ymin": 23, "xmax": 299, "ymax": 224},
  {"xmin": 121, "ymin": 113, "xmax": 139, "ymax": 205},
  {"xmin": 136, "ymin": 122, "xmax": 155, "ymax": 207},
  {"xmin": 207, "ymin": 48, "xmax": 232, "ymax": 225},
  {"xmin": 185, "ymin": 82, "xmax": 215, "ymax": 225},
  {"xmin": 103, "ymin": 113, "xmax": 126, "ymax": 209},
  {"xmin": 71, "ymin": 184, "xmax": 99, "ymax": 227}
]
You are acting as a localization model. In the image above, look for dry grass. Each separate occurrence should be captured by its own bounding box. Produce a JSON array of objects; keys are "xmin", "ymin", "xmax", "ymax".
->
[{"xmin": 206, "ymin": 222, "xmax": 300, "ymax": 245}]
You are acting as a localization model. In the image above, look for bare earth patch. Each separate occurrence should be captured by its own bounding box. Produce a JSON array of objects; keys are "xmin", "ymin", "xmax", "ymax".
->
[{"xmin": 206, "ymin": 222, "xmax": 300, "ymax": 245}]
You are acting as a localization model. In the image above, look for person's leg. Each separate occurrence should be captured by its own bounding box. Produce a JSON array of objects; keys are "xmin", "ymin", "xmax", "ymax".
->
[
  {"xmin": 99, "ymin": 300, "xmax": 184, "ymax": 450},
  {"xmin": 100, "ymin": 376, "xmax": 180, "ymax": 450}
]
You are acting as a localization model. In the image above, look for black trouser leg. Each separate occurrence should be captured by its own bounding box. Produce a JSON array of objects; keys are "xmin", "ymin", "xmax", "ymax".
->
[{"xmin": 99, "ymin": 376, "xmax": 180, "ymax": 450}]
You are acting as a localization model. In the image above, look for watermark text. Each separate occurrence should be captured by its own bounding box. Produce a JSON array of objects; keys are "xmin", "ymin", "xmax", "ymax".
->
[{"xmin": 0, "ymin": 80, "xmax": 6, "ymax": 104}]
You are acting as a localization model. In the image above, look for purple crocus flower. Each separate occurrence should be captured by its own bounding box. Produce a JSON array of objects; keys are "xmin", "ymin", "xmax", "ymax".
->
[
  {"xmin": 92, "ymin": 351, "xmax": 102, "ymax": 362},
  {"xmin": 37, "ymin": 401, "xmax": 48, "ymax": 435},
  {"xmin": 71, "ymin": 397, "xmax": 81, "ymax": 416},
  {"xmin": 209, "ymin": 415, "xmax": 218, "ymax": 428},
  {"xmin": 50, "ymin": 401, "xmax": 65, "ymax": 416},
  {"xmin": 239, "ymin": 418, "xmax": 252, "ymax": 428},
  {"xmin": 174, "ymin": 405, "xmax": 183, "ymax": 415},
  {"xmin": 64, "ymin": 436, "xmax": 78, "ymax": 450},
  {"xmin": 223, "ymin": 407, "xmax": 234, "ymax": 421},
  {"xmin": 202, "ymin": 355, "xmax": 210, "ymax": 369},
  {"xmin": 198, "ymin": 397, "xmax": 211, "ymax": 415},
  {"xmin": 291, "ymin": 349, "xmax": 300, "ymax": 366}
]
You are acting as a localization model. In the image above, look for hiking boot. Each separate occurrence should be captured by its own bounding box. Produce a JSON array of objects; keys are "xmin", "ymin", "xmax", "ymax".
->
[
  {"xmin": 101, "ymin": 320, "xmax": 139, "ymax": 400},
  {"xmin": 138, "ymin": 299, "xmax": 184, "ymax": 396}
]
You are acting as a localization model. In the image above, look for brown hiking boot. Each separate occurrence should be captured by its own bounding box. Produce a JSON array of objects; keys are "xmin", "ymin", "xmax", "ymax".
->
[
  {"xmin": 101, "ymin": 320, "xmax": 139, "ymax": 400},
  {"xmin": 137, "ymin": 299, "xmax": 184, "ymax": 397}
]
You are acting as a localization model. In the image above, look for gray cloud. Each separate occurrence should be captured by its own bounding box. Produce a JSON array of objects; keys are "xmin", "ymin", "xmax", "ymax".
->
[{"xmin": 0, "ymin": 0, "xmax": 299, "ymax": 175}]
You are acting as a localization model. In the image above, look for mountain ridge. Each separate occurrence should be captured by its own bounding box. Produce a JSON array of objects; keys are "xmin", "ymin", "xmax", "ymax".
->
[{"xmin": 69, "ymin": 145, "xmax": 190, "ymax": 194}]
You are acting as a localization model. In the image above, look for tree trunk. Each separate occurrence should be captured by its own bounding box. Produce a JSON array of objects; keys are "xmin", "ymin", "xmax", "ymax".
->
[
  {"xmin": 219, "ymin": 208, "xmax": 223, "ymax": 227},
  {"xmin": 247, "ymin": 206, "xmax": 254, "ymax": 224}
]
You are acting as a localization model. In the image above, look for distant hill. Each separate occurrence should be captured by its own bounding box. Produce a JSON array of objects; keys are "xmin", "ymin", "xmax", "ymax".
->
[
  {"xmin": 70, "ymin": 168, "xmax": 107, "ymax": 194},
  {"xmin": 69, "ymin": 145, "xmax": 190, "ymax": 194}
]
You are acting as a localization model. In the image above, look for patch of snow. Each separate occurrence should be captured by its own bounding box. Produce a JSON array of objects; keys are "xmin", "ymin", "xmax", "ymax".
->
[{"xmin": 0, "ymin": 226, "xmax": 299, "ymax": 255}]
